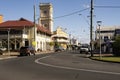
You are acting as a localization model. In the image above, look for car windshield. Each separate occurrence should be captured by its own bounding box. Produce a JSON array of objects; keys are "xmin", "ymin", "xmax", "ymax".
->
[
  {"xmin": 27, "ymin": 46, "xmax": 34, "ymax": 50},
  {"xmin": 81, "ymin": 46, "xmax": 88, "ymax": 48}
]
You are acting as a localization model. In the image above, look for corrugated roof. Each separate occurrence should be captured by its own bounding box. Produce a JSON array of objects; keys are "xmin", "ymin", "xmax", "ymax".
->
[
  {"xmin": 0, "ymin": 18, "xmax": 51, "ymax": 35},
  {"xmin": 96, "ymin": 26, "xmax": 120, "ymax": 31},
  {"xmin": 0, "ymin": 18, "xmax": 34, "ymax": 28}
]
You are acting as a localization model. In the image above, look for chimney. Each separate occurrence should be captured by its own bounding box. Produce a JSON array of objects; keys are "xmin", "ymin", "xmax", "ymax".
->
[{"xmin": 0, "ymin": 15, "xmax": 3, "ymax": 23}]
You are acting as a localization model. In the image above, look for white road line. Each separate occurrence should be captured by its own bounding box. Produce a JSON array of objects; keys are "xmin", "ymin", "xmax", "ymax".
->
[{"xmin": 35, "ymin": 56, "xmax": 120, "ymax": 75}]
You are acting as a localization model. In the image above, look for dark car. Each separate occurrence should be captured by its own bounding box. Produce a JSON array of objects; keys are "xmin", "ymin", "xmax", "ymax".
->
[
  {"xmin": 0, "ymin": 49, "xmax": 3, "ymax": 55},
  {"xmin": 19, "ymin": 46, "xmax": 35, "ymax": 56}
]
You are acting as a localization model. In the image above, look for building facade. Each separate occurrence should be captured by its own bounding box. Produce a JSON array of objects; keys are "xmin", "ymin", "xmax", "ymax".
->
[
  {"xmin": 95, "ymin": 26, "xmax": 120, "ymax": 53},
  {"xmin": 0, "ymin": 18, "xmax": 52, "ymax": 51},
  {"xmin": 39, "ymin": 3, "xmax": 53, "ymax": 32},
  {"xmin": 52, "ymin": 27, "xmax": 69, "ymax": 50},
  {"xmin": 95, "ymin": 26, "xmax": 116, "ymax": 42},
  {"xmin": 0, "ymin": 15, "xmax": 3, "ymax": 23}
]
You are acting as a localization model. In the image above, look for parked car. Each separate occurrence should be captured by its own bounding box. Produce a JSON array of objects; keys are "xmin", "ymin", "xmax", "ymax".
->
[
  {"xmin": 19, "ymin": 46, "xmax": 36, "ymax": 56},
  {"xmin": 54, "ymin": 46, "xmax": 65, "ymax": 52}
]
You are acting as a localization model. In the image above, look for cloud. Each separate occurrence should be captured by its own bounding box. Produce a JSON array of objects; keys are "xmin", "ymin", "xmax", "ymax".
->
[{"xmin": 83, "ymin": 4, "xmax": 90, "ymax": 8}]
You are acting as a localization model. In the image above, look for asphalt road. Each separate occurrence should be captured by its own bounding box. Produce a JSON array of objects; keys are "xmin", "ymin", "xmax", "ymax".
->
[{"xmin": 0, "ymin": 51, "xmax": 120, "ymax": 80}]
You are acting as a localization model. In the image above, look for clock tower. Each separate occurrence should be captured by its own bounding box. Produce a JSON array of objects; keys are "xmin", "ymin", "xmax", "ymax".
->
[{"xmin": 39, "ymin": 3, "xmax": 53, "ymax": 32}]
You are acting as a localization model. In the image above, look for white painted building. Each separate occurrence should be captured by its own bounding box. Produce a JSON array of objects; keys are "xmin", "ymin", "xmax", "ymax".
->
[
  {"xmin": 95, "ymin": 26, "xmax": 120, "ymax": 53},
  {"xmin": 0, "ymin": 3, "xmax": 54, "ymax": 51},
  {"xmin": 0, "ymin": 18, "xmax": 52, "ymax": 51},
  {"xmin": 95, "ymin": 26, "xmax": 120, "ymax": 42}
]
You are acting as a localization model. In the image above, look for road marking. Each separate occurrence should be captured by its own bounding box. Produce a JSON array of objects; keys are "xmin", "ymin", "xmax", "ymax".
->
[{"xmin": 35, "ymin": 56, "xmax": 120, "ymax": 75}]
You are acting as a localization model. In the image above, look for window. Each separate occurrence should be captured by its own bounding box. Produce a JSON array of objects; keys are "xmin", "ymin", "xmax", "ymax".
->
[{"xmin": 104, "ymin": 36, "xmax": 108, "ymax": 42}]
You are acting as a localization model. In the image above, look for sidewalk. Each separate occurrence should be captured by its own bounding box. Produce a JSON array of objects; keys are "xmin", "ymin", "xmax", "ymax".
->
[
  {"xmin": 93, "ymin": 53, "xmax": 113, "ymax": 57},
  {"xmin": 0, "ymin": 51, "xmax": 54, "ymax": 60},
  {"xmin": 0, "ymin": 52, "xmax": 18, "ymax": 60}
]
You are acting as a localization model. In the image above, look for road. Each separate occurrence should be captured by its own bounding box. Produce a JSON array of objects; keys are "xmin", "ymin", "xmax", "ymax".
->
[{"xmin": 0, "ymin": 51, "xmax": 120, "ymax": 80}]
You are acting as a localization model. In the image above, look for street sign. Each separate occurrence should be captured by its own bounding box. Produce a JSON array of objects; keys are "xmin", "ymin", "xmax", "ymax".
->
[{"xmin": 32, "ymin": 41, "xmax": 36, "ymax": 46}]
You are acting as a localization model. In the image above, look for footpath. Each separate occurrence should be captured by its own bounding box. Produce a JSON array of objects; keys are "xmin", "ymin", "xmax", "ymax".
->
[{"xmin": 0, "ymin": 51, "xmax": 54, "ymax": 60}]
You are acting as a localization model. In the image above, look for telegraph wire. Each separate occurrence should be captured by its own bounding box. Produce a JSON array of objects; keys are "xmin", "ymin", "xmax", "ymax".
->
[
  {"xmin": 53, "ymin": 5, "xmax": 120, "ymax": 24},
  {"xmin": 53, "ymin": 8, "xmax": 89, "ymax": 19},
  {"xmin": 95, "ymin": 5, "xmax": 120, "ymax": 8},
  {"xmin": 53, "ymin": 5, "xmax": 120, "ymax": 19}
]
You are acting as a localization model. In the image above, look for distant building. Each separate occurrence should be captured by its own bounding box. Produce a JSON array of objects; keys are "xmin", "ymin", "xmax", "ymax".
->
[
  {"xmin": 95, "ymin": 26, "xmax": 120, "ymax": 53},
  {"xmin": 115, "ymin": 29, "xmax": 120, "ymax": 37},
  {"xmin": 52, "ymin": 27, "xmax": 69, "ymax": 49},
  {"xmin": 39, "ymin": 3, "xmax": 53, "ymax": 32},
  {"xmin": 71, "ymin": 38, "xmax": 78, "ymax": 46},
  {"xmin": 0, "ymin": 15, "xmax": 3, "ymax": 23},
  {"xmin": 95, "ymin": 26, "xmax": 116, "ymax": 42}
]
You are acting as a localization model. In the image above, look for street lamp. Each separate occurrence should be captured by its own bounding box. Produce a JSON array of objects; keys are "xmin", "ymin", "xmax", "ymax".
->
[
  {"xmin": 69, "ymin": 34, "xmax": 71, "ymax": 50},
  {"xmin": 97, "ymin": 21, "xmax": 102, "ymax": 59}
]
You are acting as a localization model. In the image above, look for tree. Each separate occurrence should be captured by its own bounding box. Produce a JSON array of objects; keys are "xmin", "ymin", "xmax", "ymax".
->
[
  {"xmin": 48, "ymin": 41, "xmax": 55, "ymax": 51},
  {"xmin": 54, "ymin": 42, "xmax": 60, "ymax": 47},
  {"xmin": 49, "ymin": 41, "xmax": 55, "ymax": 46},
  {"xmin": 113, "ymin": 35, "xmax": 120, "ymax": 56}
]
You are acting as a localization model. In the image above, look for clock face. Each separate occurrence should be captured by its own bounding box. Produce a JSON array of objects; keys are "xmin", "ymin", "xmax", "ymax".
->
[
  {"xmin": 42, "ymin": 10, "xmax": 48, "ymax": 17},
  {"xmin": 43, "ymin": 10, "xmax": 47, "ymax": 14}
]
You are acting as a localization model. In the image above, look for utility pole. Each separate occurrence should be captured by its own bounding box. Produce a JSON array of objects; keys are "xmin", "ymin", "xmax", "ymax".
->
[
  {"xmin": 33, "ymin": 5, "xmax": 37, "ymax": 49},
  {"xmin": 90, "ymin": 0, "xmax": 94, "ymax": 57},
  {"xmin": 34, "ymin": 5, "xmax": 36, "ymax": 40}
]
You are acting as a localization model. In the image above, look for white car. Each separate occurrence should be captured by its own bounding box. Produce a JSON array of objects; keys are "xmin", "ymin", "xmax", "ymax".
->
[{"xmin": 80, "ymin": 46, "xmax": 89, "ymax": 54}]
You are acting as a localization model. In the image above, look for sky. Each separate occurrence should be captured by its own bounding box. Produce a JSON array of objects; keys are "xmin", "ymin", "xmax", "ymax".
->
[{"xmin": 0, "ymin": 0, "xmax": 120, "ymax": 44}]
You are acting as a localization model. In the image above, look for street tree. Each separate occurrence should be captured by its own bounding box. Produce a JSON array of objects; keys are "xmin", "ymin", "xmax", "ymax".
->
[{"xmin": 113, "ymin": 35, "xmax": 120, "ymax": 56}]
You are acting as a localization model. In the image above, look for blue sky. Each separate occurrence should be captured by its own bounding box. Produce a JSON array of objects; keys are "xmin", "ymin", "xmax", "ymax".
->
[{"xmin": 0, "ymin": 0, "xmax": 120, "ymax": 43}]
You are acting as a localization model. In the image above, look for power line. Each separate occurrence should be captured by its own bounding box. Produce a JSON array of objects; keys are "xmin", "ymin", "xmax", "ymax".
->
[
  {"xmin": 53, "ymin": 8, "xmax": 89, "ymax": 19},
  {"xmin": 53, "ymin": 5, "xmax": 120, "ymax": 19},
  {"xmin": 95, "ymin": 6, "xmax": 120, "ymax": 8}
]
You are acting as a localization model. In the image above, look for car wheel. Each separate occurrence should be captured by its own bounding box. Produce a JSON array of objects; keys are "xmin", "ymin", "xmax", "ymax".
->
[
  {"xmin": 31, "ymin": 53, "xmax": 35, "ymax": 55},
  {"xmin": 27, "ymin": 53, "xmax": 30, "ymax": 56},
  {"xmin": 0, "ymin": 52, "xmax": 3, "ymax": 55}
]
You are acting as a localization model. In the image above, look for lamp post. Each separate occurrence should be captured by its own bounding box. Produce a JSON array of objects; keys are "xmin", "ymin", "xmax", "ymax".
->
[
  {"xmin": 33, "ymin": 5, "xmax": 37, "ymax": 50},
  {"xmin": 69, "ymin": 34, "xmax": 71, "ymax": 50},
  {"xmin": 97, "ymin": 21, "xmax": 102, "ymax": 59}
]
